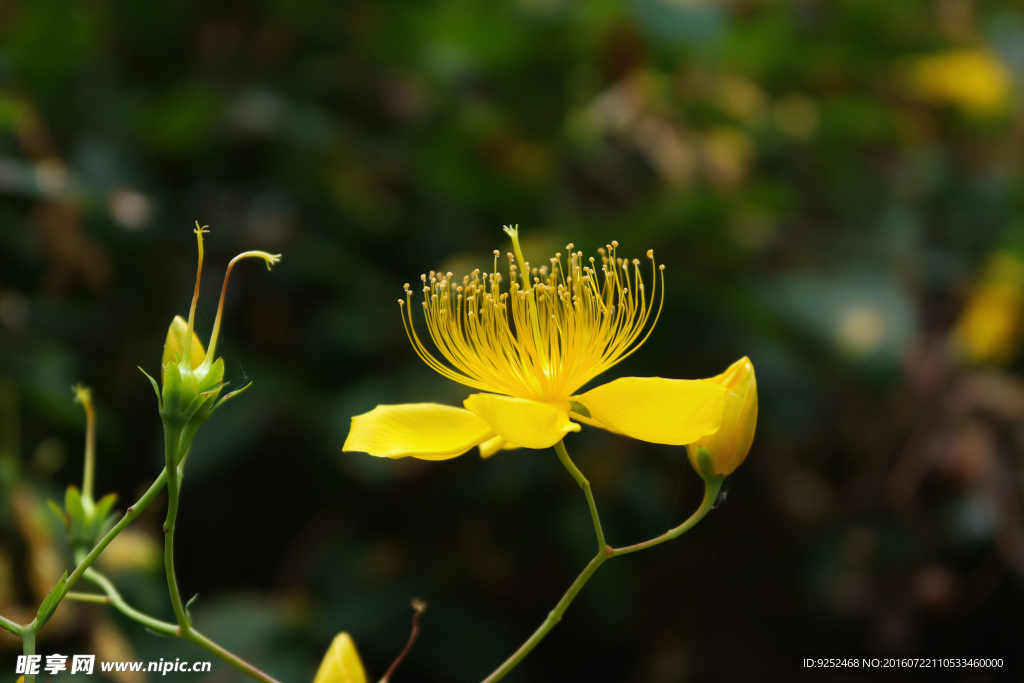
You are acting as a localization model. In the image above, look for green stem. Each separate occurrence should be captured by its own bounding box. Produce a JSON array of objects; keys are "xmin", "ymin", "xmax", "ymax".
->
[
  {"xmin": 72, "ymin": 568, "xmax": 283, "ymax": 683},
  {"xmin": 480, "ymin": 444, "xmax": 722, "ymax": 682},
  {"xmin": 22, "ymin": 627, "xmax": 36, "ymax": 683},
  {"xmin": 60, "ymin": 468, "xmax": 168, "ymax": 600},
  {"xmin": 84, "ymin": 568, "xmax": 179, "ymax": 636},
  {"xmin": 182, "ymin": 628, "xmax": 282, "ymax": 683},
  {"xmin": 81, "ymin": 391, "xmax": 96, "ymax": 502},
  {"xmin": 0, "ymin": 613, "xmax": 20, "ymax": 634},
  {"xmin": 481, "ymin": 553, "xmax": 606, "ymax": 683},
  {"xmin": 64, "ymin": 592, "xmax": 111, "ymax": 605},
  {"xmin": 553, "ymin": 440, "xmax": 607, "ymax": 551},
  {"xmin": 162, "ymin": 424, "xmax": 189, "ymax": 631},
  {"xmin": 610, "ymin": 476, "xmax": 722, "ymax": 557}
]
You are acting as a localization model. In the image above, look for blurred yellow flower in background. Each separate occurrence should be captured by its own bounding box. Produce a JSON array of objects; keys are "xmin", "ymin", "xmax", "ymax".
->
[
  {"xmin": 909, "ymin": 49, "xmax": 1011, "ymax": 116},
  {"xmin": 344, "ymin": 227, "xmax": 736, "ymax": 460},
  {"xmin": 954, "ymin": 251, "xmax": 1024, "ymax": 365},
  {"xmin": 313, "ymin": 633, "xmax": 366, "ymax": 683}
]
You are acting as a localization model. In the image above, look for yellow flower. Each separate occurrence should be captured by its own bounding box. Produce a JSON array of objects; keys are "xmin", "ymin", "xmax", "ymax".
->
[
  {"xmin": 953, "ymin": 251, "xmax": 1024, "ymax": 365},
  {"xmin": 909, "ymin": 49, "xmax": 1011, "ymax": 116},
  {"xmin": 343, "ymin": 227, "xmax": 735, "ymax": 460},
  {"xmin": 687, "ymin": 357, "xmax": 757, "ymax": 478},
  {"xmin": 313, "ymin": 632, "xmax": 367, "ymax": 683}
]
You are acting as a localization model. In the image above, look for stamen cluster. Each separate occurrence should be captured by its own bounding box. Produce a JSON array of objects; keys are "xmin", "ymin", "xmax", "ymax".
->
[{"xmin": 400, "ymin": 230, "xmax": 664, "ymax": 402}]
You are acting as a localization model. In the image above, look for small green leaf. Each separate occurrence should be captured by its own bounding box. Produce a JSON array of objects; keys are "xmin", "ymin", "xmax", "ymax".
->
[
  {"xmin": 184, "ymin": 593, "xmax": 199, "ymax": 628},
  {"xmin": 36, "ymin": 571, "xmax": 68, "ymax": 627},
  {"xmin": 47, "ymin": 499, "xmax": 69, "ymax": 530},
  {"xmin": 138, "ymin": 367, "xmax": 162, "ymax": 408}
]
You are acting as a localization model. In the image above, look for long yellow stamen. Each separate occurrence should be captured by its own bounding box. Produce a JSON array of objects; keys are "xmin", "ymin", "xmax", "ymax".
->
[{"xmin": 400, "ymin": 230, "xmax": 664, "ymax": 402}]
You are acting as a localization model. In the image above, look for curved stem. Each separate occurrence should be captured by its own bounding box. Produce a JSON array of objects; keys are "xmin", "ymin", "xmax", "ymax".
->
[
  {"xmin": 611, "ymin": 476, "xmax": 722, "ymax": 557},
  {"xmin": 162, "ymin": 424, "xmax": 189, "ymax": 631},
  {"xmin": 380, "ymin": 600, "xmax": 427, "ymax": 683},
  {"xmin": 481, "ymin": 552, "xmax": 606, "ymax": 683},
  {"xmin": 71, "ymin": 570, "xmax": 283, "ymax": 683},
  {"xmin": 480, "ymin": 446, "xmax": 722, "ymax": 682},
  {"xmin": 83, "ymin": 568, "xmax": 179, "ymax": 636},
  {"xmin": 182, "ymin": 629, "xmax": 282, "ymax": 683},
  {"xmin": 553, "ymin": 440, "xmax": 607, "ymax": 551}
]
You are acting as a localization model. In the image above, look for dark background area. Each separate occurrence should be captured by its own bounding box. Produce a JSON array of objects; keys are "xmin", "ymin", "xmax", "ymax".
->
[{"xmin": 3, "ymin": 0, "xmax": 1024, "ymax": 681}]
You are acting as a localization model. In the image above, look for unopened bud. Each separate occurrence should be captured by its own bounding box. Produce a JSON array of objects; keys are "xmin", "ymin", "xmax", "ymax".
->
[{"xmin": 687, "ymin": 357, "xmax": 757, "ymax": 478}]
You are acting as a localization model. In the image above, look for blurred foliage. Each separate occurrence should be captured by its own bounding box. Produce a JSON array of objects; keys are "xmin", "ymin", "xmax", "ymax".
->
[{"xmin": 4, "ymin": 0, "xmax": 1024, "ymax": 681}]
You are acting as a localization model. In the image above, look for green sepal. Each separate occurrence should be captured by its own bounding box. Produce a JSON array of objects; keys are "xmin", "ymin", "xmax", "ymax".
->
[
  {"xmin": 92, "ymin": 492, "xmax": 118, "ymax": 523},
  {"xmin": 36, "ymin": 571, "xmax": 68, "ymax": 627},
  {"xmin": 65, "ymin": 486, "xmax": 89, "ymax": 544},
  {"xmin": 90, "ymin": 493, "xmax": 120, "ymax": 539},
  {"xmin": 139, "ymin": 367, "xmax": 162, "ymax": 408},
  {"xmin": 691, "ymin": 446, "xmax": 725, "ymax": 489},
  {"xmin": 161, "ymin": 362, "xmax": 184, "ymax": 416},
  {"xmin": 569, "ymin": 401, "xmax": 591, "ymax": 419},
  {"xmin": 198, "ymin": 357, "xmax": 224, "ymax": 392},
  {"xmin": 213, "ymin": 382, "xmax": 251, "ymax": 411},
  {"xmin": 47, "ymin": 499, "xmax": 69, "ymax": 530}
]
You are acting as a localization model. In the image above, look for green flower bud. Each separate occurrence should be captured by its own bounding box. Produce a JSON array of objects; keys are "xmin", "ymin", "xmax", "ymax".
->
[{"xmin": 143, "ymin": 223, "xmax": 279, "ymax": 463}]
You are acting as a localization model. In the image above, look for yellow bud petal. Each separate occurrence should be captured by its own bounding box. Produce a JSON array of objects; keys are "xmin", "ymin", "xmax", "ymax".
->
[
  {"xmin": 687, "ymin": 357, "xmax": 757, "ymax": 477},
  {"xmin": 161, "ymin": 315, "xmax": 206, "ymax": 379},
  {"xmin": 478, "ymin": 435, "xmax": 522, "ymax": 458},
  {"xmin": 313, "ymin": 632, "xmax": 367, "ymax": 683}
]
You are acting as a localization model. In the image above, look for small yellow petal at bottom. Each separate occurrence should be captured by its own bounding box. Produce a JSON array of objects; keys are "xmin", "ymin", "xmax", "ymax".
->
[
  {"xmin": 343, "ymin": 403, "xmax": 493, "ymax": 460},
  {"xmin": 313, "ymin": 632, "xmax": 367, "ymax": 683},
  {"xmin": 464, "ymin": 393, "xmax": 580, "ymax": 450},
  {"xmin": 574, "ymin": 376, "xmax": 727, "ymax": 445},
  {"xmin": 478, "ymin": 435, "xmax": 522, "ymax": 458}
]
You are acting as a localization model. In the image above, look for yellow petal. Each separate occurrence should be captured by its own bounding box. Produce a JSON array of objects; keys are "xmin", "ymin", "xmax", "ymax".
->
[
  {"xmin": 478, "ymin": 435, "xmax": 522, "ymax": 458},
  {"xmin": 313, "ymin": 632, "xmax": 367, "ymax": 683},
  {"xmin": 574, "ymin": 377, "xmax": 727, "ymax": 445},
  {"xmin": 343, "ymin": 403, "xmax": 493, "ymax": 460},
  {"xmin": 161, "ymin": 315, "xmax": 206, "ymax": 375},
  {"xmin": 688, "ymin": 357, "xmax": 758, "ymax": 476},
  {"xmin": 464, "ymin": 394, "xmax": 580, "ymax": 449}
]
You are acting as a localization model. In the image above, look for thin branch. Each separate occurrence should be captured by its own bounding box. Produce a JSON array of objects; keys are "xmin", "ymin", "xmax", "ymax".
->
[
  {"xmin": 379, "ymin": 600, "xmax": 427, "ymax": 683},
  {"xmin": 64, "ymin": 592, "xmax": 111, "ymax": 605},
  {"xmin": 611, "ymin": 476, "xmax": 722, "ymax": 556},
  {"xmin": 554, "ymin": 440, "xmax": 607, "ymax": 551}
]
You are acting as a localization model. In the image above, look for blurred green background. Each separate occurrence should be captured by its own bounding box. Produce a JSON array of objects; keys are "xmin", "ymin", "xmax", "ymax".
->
[{"xmin": 3, "ymin": 0, "xmax": 1024, "ymax": 681}]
